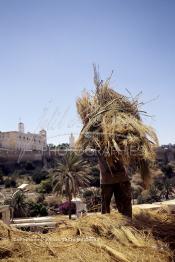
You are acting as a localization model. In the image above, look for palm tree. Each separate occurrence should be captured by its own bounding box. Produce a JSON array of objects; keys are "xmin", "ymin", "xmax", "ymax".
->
[{"xmin": 51, "ymin": 152, "xmax": 91, "ymax": 219}]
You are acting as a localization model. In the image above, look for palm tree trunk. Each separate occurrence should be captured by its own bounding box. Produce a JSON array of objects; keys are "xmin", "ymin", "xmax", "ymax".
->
[
  {"xmin": 67, "ymin": 183, "xmax": 72, "ymax": 220},
  {"xmin": 68, "ymin": 193, "xmax": 72, "ymax": 219}
]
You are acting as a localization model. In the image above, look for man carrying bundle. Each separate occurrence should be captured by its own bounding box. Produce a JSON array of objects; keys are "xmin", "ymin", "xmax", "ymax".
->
[
  {"xmin": 76, "ymin": 66, "xmax": 158, "ymax": 220},
  {"xmin": 97, "ymin": 152, "xmax": 132, "ymax": 218}
]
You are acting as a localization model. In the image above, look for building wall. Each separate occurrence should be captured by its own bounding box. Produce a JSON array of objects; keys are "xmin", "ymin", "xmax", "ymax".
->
[
  {"xmin": 0, "ymin": 149, "xmax": 43, "ymax": 163},
  {"xmin": 16, "ymin": 132, "xmax": 46, "ymax": 151},
  {"xmin": 0, "ymin": 132, "xmax": 17, "ymax": 150},
  {"xmin": 0, "ymin": 130, "xmax": 47, "ymax": 151}
]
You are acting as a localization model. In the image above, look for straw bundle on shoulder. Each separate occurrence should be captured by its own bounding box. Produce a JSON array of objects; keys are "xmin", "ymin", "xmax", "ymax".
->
[{"xmin": 76, "ymin": 67, "xmax": 159, "ymax": 183}]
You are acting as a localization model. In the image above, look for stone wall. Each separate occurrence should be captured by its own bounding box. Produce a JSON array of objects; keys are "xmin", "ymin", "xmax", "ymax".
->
[
  {"xmin": 156, "ymin": 145, "xmax": 175, "ymax": 163},
  {"xmin": 0, "ymin": 149, "xmax": 43, "ymax": 164}
]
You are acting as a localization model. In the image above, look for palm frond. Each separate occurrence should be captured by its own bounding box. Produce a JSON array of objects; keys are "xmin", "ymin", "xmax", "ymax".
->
[{"xmin": 50, "ymin": 152, "xmax": 91, "ymax": 198}]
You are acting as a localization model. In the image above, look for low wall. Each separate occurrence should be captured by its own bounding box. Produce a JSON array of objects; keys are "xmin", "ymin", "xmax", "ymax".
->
[{"xmin": 0, "ymin": 149, "xmax": 43, "ymax": 164}]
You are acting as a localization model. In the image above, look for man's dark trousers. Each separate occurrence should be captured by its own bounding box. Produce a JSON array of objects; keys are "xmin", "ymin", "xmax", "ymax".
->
[{"xmin": 101, "ymin": 181, "xmax": 132, "ymax": 218}]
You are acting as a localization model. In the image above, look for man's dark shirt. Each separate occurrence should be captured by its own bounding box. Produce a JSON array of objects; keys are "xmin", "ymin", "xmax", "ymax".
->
[{"xmin": 97, "ymin": 153, "xmax": 129, "ymax": 184}]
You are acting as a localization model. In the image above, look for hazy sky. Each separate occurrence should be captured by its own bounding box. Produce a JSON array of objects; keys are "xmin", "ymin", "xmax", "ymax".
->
[{"xmin": 0, "ymin": 0, "xmax": 175, "ymax": 145}]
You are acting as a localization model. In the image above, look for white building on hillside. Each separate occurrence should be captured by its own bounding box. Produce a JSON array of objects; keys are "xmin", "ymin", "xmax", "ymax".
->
[{"xmin": 0, "ymin": 122, "xmax": 47, "ymax": 151}]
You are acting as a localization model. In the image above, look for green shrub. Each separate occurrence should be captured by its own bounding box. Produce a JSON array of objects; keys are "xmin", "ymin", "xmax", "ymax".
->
[
  {"xmin": 27, "ymin": 201, "xmax": 48, "ymax": 217},
  {"xmin": 37, "ymin": 179, "xmax": 52, "ymax": 194},
  {"xmin": 32, "ymin": 170, "xmax": 48, "ymax": 184},
  {"xmin": 4, "ymin": 178, "xmax": 16, "ymax": 188},
  {"xmin": 0, "ymin": 172, "xmax": 4, "ymax": 185}
]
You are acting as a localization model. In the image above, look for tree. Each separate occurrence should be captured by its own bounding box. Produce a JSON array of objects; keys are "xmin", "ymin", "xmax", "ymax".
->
[
  {"xmin": 48, "ymin": 143, "xmax": 56, "ymax": 149},
  {"xmin": 10, "ymin": 190, "xmax": 27, "ymax": 218},
  {"xmin": 157, "ymin": 176, "xmax": 175, "ymax": 200},
  {"xmin": 131, "ymin": 173, "xmax": 144, "ymax": 204},
  {"xmin": 154, "ymin": 170, "xmax": 175, "ymax": 200},
  {"xmin": 0, "ymin": 175, "xmax": 4, "ymax": 185},
  {"xmin": 57, "ymin": 143, "xmax": 69, "ymax": 150},
  {"xmin": 32, "ymin": 170, "xmax": 48, "ymax": 184},
  {"xmin": 4, "ymin": 178, "xmax": 17, "ymax": 188},
  {"xmin": 163, "ymin": 177, "xmax": 175, "ymax": 200},
  {"xmin": 161, "ymin": 164, "xmax": 174, "ymax": 178},
  {"xmin": 51, "ymin": 152, "xmax": 91, "ymax": 219},
  {"xmin": 27, "ymin": 201, "xmax": 48, "ymax": 217},
  {"xmin": 0, "ymin": 170, "xmax": 4, "ymax": 185},
  {"xmin": 38, "ymin": 179, "xmax": 52, "ymax": 194},
  {"xmin": 25, "ymin": 161, "xmax": 35, "ymax": 171}
]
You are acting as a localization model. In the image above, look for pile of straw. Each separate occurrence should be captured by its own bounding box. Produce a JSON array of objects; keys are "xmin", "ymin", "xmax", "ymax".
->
[
  {"xmin": 133, "ymin": 208, "xmax": 175, "ymax": 252},
  {"xmin": 0, "ymin": 211, "xmax": 173, "ymax": 262},
  {"xmin": 76, "ymin": 67, "xmax": 158, "ymax": 181}
]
